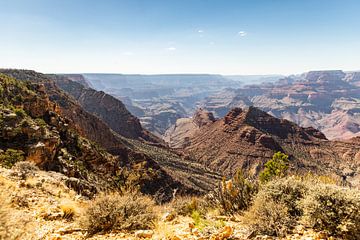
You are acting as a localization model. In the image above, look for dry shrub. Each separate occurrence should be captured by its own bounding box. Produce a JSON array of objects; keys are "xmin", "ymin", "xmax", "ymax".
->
[
  {"xmin": 242, "ymin": 176, "xmax": 308, "ymax": 236},
  {"xmin": 257, "ymin": 176, "xmax": 308, "ymax": 217},
  {"xmin": 243, "ymin": 195, "xmax": 292, "ymax": 237},
  {"xmin": 0, "ymin": 149, "xmax": 25, "ymax": 169},
  {"xmin": 300, "ymin": 184, "xmax": 360, "ymax": 239},
  {"xmin": 10, "ymin": 192, "xmax": 29, "ymax": 208},
  {"xmin": 170, "ymin": 196, "xmax": 208, "ymax": 217},
  {"xmin": 243, "ymin": 175, "xmax": 360, "ymax": 238},
  {"xmin": 208, "ymin": 170, "xmax": 258, "ymax": 215},
  {"xmin": 60, "ymin": 204, "xmax": 76, "ymax": 220},
  {"xmin": 81, "ymin": 192, "xmax": 157, "ymax": 235}
]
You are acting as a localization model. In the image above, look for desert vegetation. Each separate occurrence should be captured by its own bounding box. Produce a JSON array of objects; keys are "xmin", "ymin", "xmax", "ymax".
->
[
  {"xmin": 80, "ymin": 193, "xmax": 157, "ymax": 236},
  {"xmin": 1, "ymin": 145, "xmax": 359, "ymax": 239}
]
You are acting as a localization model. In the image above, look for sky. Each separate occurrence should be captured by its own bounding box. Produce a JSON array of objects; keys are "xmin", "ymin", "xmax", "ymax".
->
[{"xmin": 0, "ymin": 0, "xmax": 360, "ymax": 75}]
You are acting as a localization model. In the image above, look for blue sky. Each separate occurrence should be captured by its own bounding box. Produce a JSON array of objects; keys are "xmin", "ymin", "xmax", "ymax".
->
[{"xmin": 1, "ymin": 0, "xmax": 360, "ymax": 74}]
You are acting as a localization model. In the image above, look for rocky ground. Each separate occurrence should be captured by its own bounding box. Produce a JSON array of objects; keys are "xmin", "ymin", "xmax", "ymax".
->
[{"xmin": 0, "ymin": 165, "xmax": 337, "ymax": 240}]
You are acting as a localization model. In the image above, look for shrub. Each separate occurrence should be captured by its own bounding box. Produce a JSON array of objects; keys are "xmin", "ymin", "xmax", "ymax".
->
[
  {"xmin": 258, "ymin": 176, "xmax": 308, "ymax": 217},
  {"xmin": 81, "ymin": 193, "xmax": 157, "ymax": 235},
  {"xmin": 207, "ymin": 170, "xmax": 258, "ymax": 215},
  {"xmin": 300, "ymin": 184, "xmax": 360, "ymax": 239},
  {"xmin": 0, "ymin": 149, "xmax": 25, "ymax": 168},
  {"xmin": 34, "ymin": 118, "xmax": 47, "ymax": 127},
  {"xmin": 242, "ymin": 176, "xmax": 308, "ymax": 236},
  {"xmin": 243, "ymin": 195, "xmax": 292, "ymax": 237},
  {"xmin": 60, "ymin": 204, "xmax": 76, "ymax": 220},
  {"xmin": 170, "ymin": 196, "xmax": 208, "ymax": 217},
  {"xmin": 259, "ymin": 152, "xmax": 289, "ymax": 183}
]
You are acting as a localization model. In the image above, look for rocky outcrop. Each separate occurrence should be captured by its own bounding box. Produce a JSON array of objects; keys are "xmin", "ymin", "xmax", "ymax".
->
[
  {"xmin": 183, "ymin": 107, "xmax": 360, "ymax": 187},
  {"xmin": 0, "ymin": 69, "xmax": 129, "ymax": 155}
]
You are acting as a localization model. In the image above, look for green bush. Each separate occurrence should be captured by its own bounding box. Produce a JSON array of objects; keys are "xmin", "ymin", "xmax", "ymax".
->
[
  {"xmin": 300, "ymin": 184, "xmax": 360, "ymax": 239},
  {"xmin": 80, "ymin": 193, "xmax": 157, "ymax": 235},
  {"xmin": 208, "ymin": 170, "xmax": 258, "ymax": 215},
  {"xmin": 0, "ymin": 149, "xmax": 25, "ymax": 168},
  {"xmin": 259, "ymin": 152, "xmax": 289, "ymax": 183}
]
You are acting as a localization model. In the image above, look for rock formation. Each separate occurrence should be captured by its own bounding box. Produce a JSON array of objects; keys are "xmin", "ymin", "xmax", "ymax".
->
[{"xmin": 181, "ymin": 107, "xmax": 360, "ymax": 187}]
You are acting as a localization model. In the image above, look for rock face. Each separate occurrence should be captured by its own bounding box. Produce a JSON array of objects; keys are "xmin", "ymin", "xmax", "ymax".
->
[
  {"xmin": 182, "ymin": 107, "xmax": 360, "ymax": 187},
  {"xmin": 200, "ymin": 70, "xmax": 360, "ymax": 140},
  {"xmin": 49, "ymin": 75, "xmax": 158, "ymax": 142}
]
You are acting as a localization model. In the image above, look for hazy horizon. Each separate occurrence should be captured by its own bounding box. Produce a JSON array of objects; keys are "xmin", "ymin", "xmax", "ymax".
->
[{"xmin": 1, "ymin": 0, "xmax": 360, "ymax": 75}]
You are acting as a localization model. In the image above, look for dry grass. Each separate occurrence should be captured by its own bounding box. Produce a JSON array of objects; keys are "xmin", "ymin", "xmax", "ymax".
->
[{"xmin": 60, "ymin": 201, "xmax": 77, "ymax": 220}]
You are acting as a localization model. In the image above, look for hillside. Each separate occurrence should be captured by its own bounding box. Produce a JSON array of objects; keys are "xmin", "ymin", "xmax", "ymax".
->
[
  {"xmin": 0, "ymin": 70, "xmax": 221, "ymax": 202},
  {"xmin": 178, "ymin": 107, "xmax": 360, "ymax": 186}
]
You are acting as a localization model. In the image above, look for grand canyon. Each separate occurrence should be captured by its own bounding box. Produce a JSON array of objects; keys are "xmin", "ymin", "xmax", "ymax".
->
[{"xmin": 1, "ymin": 1, "xmax": 360, "ymax": 239}]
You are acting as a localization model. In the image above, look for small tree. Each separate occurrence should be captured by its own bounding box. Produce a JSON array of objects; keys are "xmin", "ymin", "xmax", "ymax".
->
[{"xmin": 259, "ymin": 152, "xmax": 289, "ymax": 183}]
